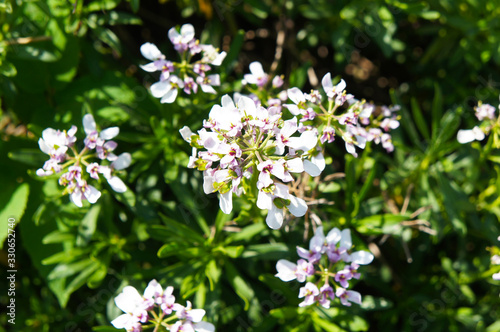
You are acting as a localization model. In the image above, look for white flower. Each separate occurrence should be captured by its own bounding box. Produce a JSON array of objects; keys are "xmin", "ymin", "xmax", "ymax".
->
[
  {"xmin": 243, "ymin": 61, "xmax": 269, "ymax": 87},
  {"xmin": 457, "ymin": 126, "xmax": 485, "ymax": 144}
]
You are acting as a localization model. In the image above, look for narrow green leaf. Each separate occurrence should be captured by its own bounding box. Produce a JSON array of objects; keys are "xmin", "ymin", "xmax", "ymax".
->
[
  {"xmin": 241, "ymin": 243, "xmax": 289, "ymax": 260},
  {"xmin": 157, "ymin": 242, "xmax": 185, "ymax": 258},
  {"xmin": 225, "ymin": 260, "xmax": 254, "ymax": 310},
  {"xmin": 93, "ymin": 27, "xmax": 122, "ymax": 56},
  {"xmin": 76, "ymin": 204, "xmax": 101, "ymax": 246},
  {"xmin": 411, "ymin": 97, "xmax": 430, "ymax": 140},
  {"xmin": 390, "ymin": 90, "xmax": 423, "ymax": 150},
  {"xmin": 87, "ymin": 263, "xmax": 108, "ymax": 289},
  {"xmin": 312, "ymin": 315, "xmax": 345, "ymax": 332},
  {"xmin": 225, "ymin": 222, "xmax": 267, "ymax": 244},
  {"xmin": 0, "ymin": 183, "xmax": 29, "ymax": 249},
  {"xmin": 215, "ymin": 208, "xmax": 232, "ymax": 235},
  {"xmin": 8, "ymin": 149, "xmax": 47, "ymax": 167},
  {"xmin": 205, "ymin": 259, "xmax": 221, "ymax": 291},
  {"xmin": 355, "ymin": 214, "xmax": 411, "ymax": 236},
  {"xmin": 213, "ymin": 245, "xmax": 244, "ymax": 258},
  {"xmin": 42, "ymin": 231, "xmax": 76, "ymax": 244},
  {"xmin": 157, "ymin": 214, "xmax": 206, "ymax": 243},
  {"xmin": 48, "ymin": 259, "xmax": 94, "ymax": 280},
  {"xmin": 431, "ymin": 83, "xmax": 443, "ymax": 139}
]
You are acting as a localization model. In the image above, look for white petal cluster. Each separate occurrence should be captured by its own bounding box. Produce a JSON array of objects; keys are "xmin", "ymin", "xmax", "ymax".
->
[
  {"xmin": 112, "ymin": 280, "xmax": 214, "ymax": 332},
  {"xmin": 181, "ymin": 94, "xmax": 324, "ymax": 229},
  {"xmin": 276, "ymin": 226, "xmax": 373, "ymax": 308},
  {"xmin": 140, "ymin": 24, "xmax": 226, "ymax": 104},
  {"xmin": 37, "ymin": 114, "xmax": 131, "ymax": 207}
]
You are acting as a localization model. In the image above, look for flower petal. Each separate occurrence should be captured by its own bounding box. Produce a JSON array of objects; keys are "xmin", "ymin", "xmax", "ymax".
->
[
  {"xmin": 115, "ymin": 286, "xmax": 142, "ymax": 313},
  {"xmin": 83, "ymin": 114, "xmax": 97, "ymax": 135},
  {"xmin": 219, "ymin": 191, "xmax": 233, "ymax": 214},
  {"xmin": 266, "ymin": 205, "xmax": 284, "ymax": 229},
  {"xmin": 150, "ymin": 80, "xmax": 172, "ymax": 98},
  {"xmin": 275, "ymin": 259, "xmax": 297, "ymax": 281},
  {"xmin": 140, "ymin": 42, "xmax": 162, "ymax": 61},
  {"xmin": 85, "ymin": 185, "xmax": 101, "ymax": 203},
  {"xmin": 350, "ymin": 250, "xmax": 374, "ymax": 265},
  {"xmin": 346, "ymin": 290, "xmax": 362, "ymax": 305},
  {"xmin": 326, "ymin": 228, "xmax": 341, "ymax": 245},
  {"xmin": 112, "ymin": 153, "xmax": 132, "ymax": 170},
  {"xmin": 194, "ymin": 321, "xmax": 215, "ymax": 332},
  {"xmin": 457, "ymin": 129, "xmax": 476, "ymax": 144},
  {"xmin": 107, "ymin": 176, "xmax": 127, "ymax": 193},
  {"xmin": 100, "ymin": 127, "xmax": 119, "ymax": 140},
  {"xmin": 160, "ymin": 88, "xmax": 178, "ymax": 104},
  {"xmin": 288, "ymin": 196, "xmax": 307, "ymax": 217},
  {"xmin": 340, "ymin": 229, "xmax": 352, "ymax": 249}
]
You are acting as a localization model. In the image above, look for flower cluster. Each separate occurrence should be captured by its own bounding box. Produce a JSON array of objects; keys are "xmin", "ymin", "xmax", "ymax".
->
[
  {"xmin": 240, "ymin": 61, "xmax": 287, "ymax": 109},
  {"xmin": 180, "ymin": 71, "xmax": 402, "ymax": 228},
  {"xmin": 180, "ymin": 94, "xmax": 324, "ymax": 229},
  {"xmin": 36, "ymin": 114, "xmax": 131, "ymax": 207},
  {"xmin": 111, "ymin": 279, "xmax": 214, "ymax": 332},
  {"xmin": 141, "ymin": 23, "xmax": 226, "ymax": 104},
  {"xmin": 457, "ymin": 101, "xmax": 499, "ymax": 144},
  {"xmin": 275, "ymin": 226, "xmax": 373, "ymax": 308},
  {"xmin": 284, "ymin": 73, "xmax": 400, "ymax": 157}
]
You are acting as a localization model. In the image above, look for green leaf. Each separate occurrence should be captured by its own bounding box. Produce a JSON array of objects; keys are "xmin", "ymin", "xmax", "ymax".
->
[
  {"xmin": 48, "ymin": 259, "xmax": 94, "ymax": 280},
  {"xmin": 157, "ymin": 214, "xmax": 206, "ymax": 243},
  {"xmin": 431, "ymin": 83, "xmax": 443, "ymax": 140},
  {"xmin": 411, "ymin": 97, "xmax": 430, "ymax": 140},
  {"xmin": 213, "ymin": 245, "xmax": 244, "ymax": 258},
  {"xmin": 112, "ymin": 187, "xmax": 136, "ymax": 209},
  {"xmin": 360, "ymin": 295, "xmax": 394, "ymax": 310},
  {"xmin": 486, "ymin": 320, "xmax": 500, "ymax": 332},
  {"xmin": 157, "ymin": 242, "xmax": 187, "ymax": 258},
  {"xmin": 8, "ymin": 149, "xmax": 47, "ymax": 167},
  {"xmin": 0, "ymin": 183, "xmax": 29, "ymax": 249},
  {"xmin": 93, "ymin": 27, "xmax": 122, "ymax": 56},
  {"xmin": 86, "ymin": 0, "xmax": 121, "ymax": 12},
  {"xmin": 205, "ymin": 259, "xmax": 221, "ymax": 291},
  {"xmin": 42, "ymin": 248, "xmax": 88, "ymax": 265},
  {"xmin": 312, "ymin": 315, "xmax": 345, "ymax": 332},
  {"xmin": 225, "ymin": 260, "xmax": 254, "ymax": 310},
  {"xmin": 225, "ymin": 222, "xmax": 267, "ymax": 244},
  {"xmin": 269, "ymin": 307, "xmax": 303, "ymax": 319},
  {"xmin": 357, "ymin": 162, "xmax": 377, "ymax": 208},
  {"xmin": 76, "ymin": 204, "xmax": 100, "ymax": 246},
  {"xmin": 241, "ymin": 243, "xmax": 289, "ymax": 260},
  {"xmin": 215, "ymin": 208, "xmax": 232, "ymax": 235},
  {"xmin": 355, "ymin": 214, "xmax": 411, "ymax": 236},
  {"xmin": 87, "ymin": 263, "xmax": 108, "ymax": 289},
  {"xmin": 42, "ymin": 231, "xmax": 76, "ymax": 244},
  {"xmin": 102, "ymin": 11, "xmax": 142, "ymax": 26},
  {"xmin": 0, "ymin": 61, "xmax": 17, "ymax": 77},
  {"xmin": 62, "ymin": 261, "xmax": 101, "ymax": 305}
]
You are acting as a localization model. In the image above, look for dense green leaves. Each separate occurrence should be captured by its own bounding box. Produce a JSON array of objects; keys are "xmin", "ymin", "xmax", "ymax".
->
[{"xmin": 2, "ymin": 0, "xmax": 500, "ymax": 331}]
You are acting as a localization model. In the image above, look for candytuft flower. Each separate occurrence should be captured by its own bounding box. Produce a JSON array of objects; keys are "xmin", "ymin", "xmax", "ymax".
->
[
  {"xmin": 181, "ymin": 94, "xmax": 319, "ymax": 229},
  {"xmin": 276, "ymin": 226, "xmax": 373, "ymax": 308},
  {"xmin": 141, "ymin": 24, "xmax": 225, "ymax": 103},
  {"xmin": 111, "ymin": 280, "xmax": 214, "ymax": 332},
  {"xmin": 36, "ymin": 115, "xmax": 130, "ymax": 207}
]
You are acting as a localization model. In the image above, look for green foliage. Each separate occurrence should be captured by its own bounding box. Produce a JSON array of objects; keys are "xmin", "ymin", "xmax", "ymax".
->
[{"xmin": 1, "ymin": 0, "xmax": 500, "ymax": 331}]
